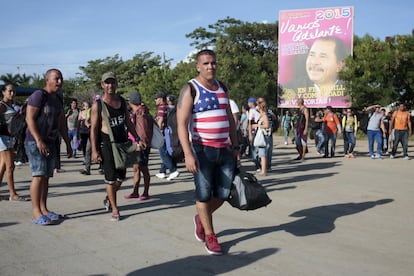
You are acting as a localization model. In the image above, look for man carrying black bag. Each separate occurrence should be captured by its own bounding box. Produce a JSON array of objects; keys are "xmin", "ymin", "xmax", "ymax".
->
[{"xmin": 177, "ymin": 49, "xmax": 240, "ymax": 256}]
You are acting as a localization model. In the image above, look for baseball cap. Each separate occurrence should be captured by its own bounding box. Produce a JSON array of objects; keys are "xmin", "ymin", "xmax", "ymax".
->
[
  {"xmin": 248, "ymin": 97, "xmax": 256, "ymax": 103},
  {"xmin": 128, "ymin": 91, "xmax": 142, "ymax": 105},
  {"xmin": 166, "ymin": 94, "xmax": 175, "ymax": 102},
  {"xmin": 101, "ymin": 72, "xmax": 117, "ymax": 82},
  {"xmin": 153, "ymin": 92, "xmax": 166, "ymax": 100}
]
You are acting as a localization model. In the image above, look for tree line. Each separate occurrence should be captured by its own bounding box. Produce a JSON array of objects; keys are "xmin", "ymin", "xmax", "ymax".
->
[{"xmin": 1, "ymin": 17, "xmax": 413, "ymax": 112}]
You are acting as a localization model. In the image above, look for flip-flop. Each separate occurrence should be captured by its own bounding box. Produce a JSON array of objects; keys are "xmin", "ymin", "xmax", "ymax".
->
[
  {"xmin": 46, "ymin": 212, "xmax": 64, "ymax": 221},
  {"xmin": 110, "ymin": 214, "xmax": 120, "ymax": 222},
  {"xmin": 32, "ymin": 215, "xmax": 51, "ymax": 225},
  {"xmin": 124, "ymin": 194, "xmax": 139, "ymax": 199},
  {"xmin": 139, "ymin": 195, "xmax": 150, "ymax": 200},
  {"xmin": 9, "ymin": 195, "xmax": 29, "ymax": 201}
]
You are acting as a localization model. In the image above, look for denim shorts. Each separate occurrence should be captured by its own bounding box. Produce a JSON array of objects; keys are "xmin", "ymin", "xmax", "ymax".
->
[
  {"xmin": 25, "ymin": 141, "xmax": 56, "ymax": 177},
  {"xmin": 0, "ymin": 135, "xmax": 15, "ymax": 151},
  {"xmin": 132, "ymin": 148, "xmax": 150, "ymax": 167},
  {"xmin": 191, "ymin": 143, "xmax": 235, "ymax": 202}
]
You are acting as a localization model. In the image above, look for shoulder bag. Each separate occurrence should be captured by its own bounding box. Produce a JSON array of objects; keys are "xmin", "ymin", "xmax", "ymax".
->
[{"xmin": 100, "ymin": 100, "xmax": 136, "ymax": 169}]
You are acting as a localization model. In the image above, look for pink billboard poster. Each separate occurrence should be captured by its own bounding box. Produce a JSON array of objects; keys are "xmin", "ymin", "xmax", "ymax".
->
[{"xmin": 278, "ymin": 6, "xmax": 354, "ymax": 108}]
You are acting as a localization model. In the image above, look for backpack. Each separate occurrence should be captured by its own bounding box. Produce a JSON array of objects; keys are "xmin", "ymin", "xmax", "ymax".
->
[
  {"xmin": 132, "ymin": 104, "xmax": 153, "ymax": 145},
  {"xmin": 227, "ymin": 170, "xmax": 272, "ymax": 211},
  {"xmin": 359, "ymin": 112, "xmax": 372, "ymax": 134},
  {"xmin": 9, "ymin": 90, "xmax": 50, "ymax": 138},
  {"xmin": 9, "ymin": 103, "xmax": 27, "ymax": 137},
  {"xmin": 268, "ymin": 110, "xmax": 279, "ymax": 133},
  {"xmin": 165, "ymin": 106, "xmax": 184, "ymax": 163}
]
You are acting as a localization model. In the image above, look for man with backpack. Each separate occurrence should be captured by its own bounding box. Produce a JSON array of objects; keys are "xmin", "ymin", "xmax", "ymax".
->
[
  {"xmin": 177, "ymin": 49, "xmax": 239, "ymax": 255},
  {"xmin": 341, "ymin": 108, "xmax": 358, "ymax": 158},
  {"xmin": 322, "ymin": 105, "xmax": 341, "ymax": 158},
  {"xmin": 154, "ymin": 92, "xmax": 179, "ymax": 181},
  {"xmin": 25, "ymin": 69, "xmax": 73, "ymax": 225}
]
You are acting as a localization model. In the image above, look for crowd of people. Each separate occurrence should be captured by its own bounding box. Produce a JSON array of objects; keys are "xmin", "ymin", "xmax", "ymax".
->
[{"xmin": 0, "ymin": 50, "xmax": 412, "ymax": 256}]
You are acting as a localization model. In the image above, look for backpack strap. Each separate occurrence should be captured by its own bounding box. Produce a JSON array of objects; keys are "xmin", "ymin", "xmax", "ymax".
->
[{"xmin": 188, "ymin": 79, "xmax": 228, "ymax": 102}]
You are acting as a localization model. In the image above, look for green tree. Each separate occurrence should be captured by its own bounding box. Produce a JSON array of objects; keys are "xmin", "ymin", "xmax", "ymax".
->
[{"xmin": 341, "ymin": 33, "xmax": 414, "ymax": 109}]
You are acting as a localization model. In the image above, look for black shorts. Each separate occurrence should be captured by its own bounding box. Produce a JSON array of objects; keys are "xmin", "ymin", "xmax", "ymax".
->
[{"xmin": 100, "ymin": 133, "xmax": 126, "ymax": 184}]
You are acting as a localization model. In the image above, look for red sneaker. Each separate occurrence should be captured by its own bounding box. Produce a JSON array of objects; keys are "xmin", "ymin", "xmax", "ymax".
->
[
  {"xmin": 194, "ymin": 214, "xmax": 205, "ymax": 242},
  {"xmin": 204, "ymin": 234, "xmax": 223, "ymax": 255}
]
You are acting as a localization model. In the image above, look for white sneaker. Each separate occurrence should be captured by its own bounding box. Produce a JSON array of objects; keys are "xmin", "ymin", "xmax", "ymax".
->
[
  {"xmin": 155, "ymin": 173, "xmax": 166, "ymax": 179},
  {"xmin": 167, "ymin": 171, "xmax": 180, "ymax": 181},
  {"xmin": 284, "ymin": 141, "xmax": 288, "ymax": 145},
  {"xmin": 403, "ymin": 156, "xmax": 410, "ymax": 160},
  {"xmin": 390, "ymin": 155, "xmax": 395, "ymax": 159},
  {"xmin": 14, "ymin": 161, "xmax": 23, "ymax": 166}
]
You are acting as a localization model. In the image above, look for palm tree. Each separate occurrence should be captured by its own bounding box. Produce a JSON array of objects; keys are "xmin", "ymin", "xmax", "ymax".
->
[{"xmin": 0, "ymin": 73, "xmax": 20, "ymax": 85}]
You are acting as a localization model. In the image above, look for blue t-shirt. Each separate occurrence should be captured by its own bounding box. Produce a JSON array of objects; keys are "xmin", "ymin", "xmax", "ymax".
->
[{"xmin": 26, "ymin": 90, "xmax": 63, "ymax": 144}]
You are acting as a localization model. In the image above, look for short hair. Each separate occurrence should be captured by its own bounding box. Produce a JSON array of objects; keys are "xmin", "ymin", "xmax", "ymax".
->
[
  {"xmin": 314, "ymin": 37, "xmax": 349, "ymax": 61},
  {"xmin": 196, "ymin": 49, "xmax": 216, "ymax": 62},
  {"xmin": 45, "ymin": 68, "xmax": 62, "ymax": 79}
]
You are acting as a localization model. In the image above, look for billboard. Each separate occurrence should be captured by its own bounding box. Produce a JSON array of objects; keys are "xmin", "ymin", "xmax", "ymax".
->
[{"xmin": 278, "ymin": 6, "xmax": 354, "ymax": 108}]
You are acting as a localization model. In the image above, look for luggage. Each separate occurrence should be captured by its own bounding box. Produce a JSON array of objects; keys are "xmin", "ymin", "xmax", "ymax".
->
[{"xmin": 228, "ymin": 171, "xmax": 272, "ymax": 211}]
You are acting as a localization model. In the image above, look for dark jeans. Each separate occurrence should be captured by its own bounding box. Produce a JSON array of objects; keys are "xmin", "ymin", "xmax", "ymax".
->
[
  {"xmin": 324, "ymin": 132, "xmax": 337, "ymax": 157},
  {"xmin": 343, "ymin": 131, "xmax": 356, "ymax": 154},
  {"xmin": 391, "ymin": 129, "xmax": 409, "ymax": 157},
  {"xmin": 158, "ymin": 144, "xmax": 177, "ymax": 173}
]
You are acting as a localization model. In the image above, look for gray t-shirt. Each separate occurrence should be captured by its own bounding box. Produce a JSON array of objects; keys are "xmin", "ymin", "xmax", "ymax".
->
[{"xmin": 367, "ymin": 112, "xmax": 383, "ymax": 131}]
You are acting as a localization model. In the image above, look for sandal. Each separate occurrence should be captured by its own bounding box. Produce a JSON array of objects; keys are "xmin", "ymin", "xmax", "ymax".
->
[
  {"xmin": 110, "ymin": 213, "xmax": 120, "ymax": 222},
  {"xmin": 32, "ymin": 215, "xmax": 52, "ymax": 225},
  {"xmin": 46, "ymin": 211, "xmax": 64, "ymax": 221},
  {"xmin": 124, "ymin": 194, "xmax": 139, "ymax": 199},
  {"xmin": 9, "ymin": 195, "xmax": 29, "ymax": 201},
  {"xmin": 139, "ymin": 195, "xmax": 150, "ymax": 200}
]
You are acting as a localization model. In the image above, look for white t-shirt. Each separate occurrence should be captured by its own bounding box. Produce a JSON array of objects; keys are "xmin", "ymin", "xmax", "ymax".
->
[
  {"xmin": 229, "ymin": 99, "xmax": 239, "ymax": 114},
  {"xmin": 248, "ymin": 106, "xmax": 260, "ymax": 123}
]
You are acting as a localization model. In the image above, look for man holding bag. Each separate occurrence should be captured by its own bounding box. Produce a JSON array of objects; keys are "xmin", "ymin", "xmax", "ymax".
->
[{"xmin": 90, "ymin": 72, "xmax": 143, "ymax": 221}]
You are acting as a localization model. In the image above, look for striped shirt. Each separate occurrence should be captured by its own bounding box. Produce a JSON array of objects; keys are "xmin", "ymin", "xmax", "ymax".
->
[{"xmin": 190, "ymin": 79, "xmax": 230, "ymax": 148}]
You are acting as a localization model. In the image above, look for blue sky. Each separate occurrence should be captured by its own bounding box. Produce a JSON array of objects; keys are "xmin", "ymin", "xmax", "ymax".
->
[{"xmin": 0, "ymin": 0, "xmax": 413, "ymax": 79}]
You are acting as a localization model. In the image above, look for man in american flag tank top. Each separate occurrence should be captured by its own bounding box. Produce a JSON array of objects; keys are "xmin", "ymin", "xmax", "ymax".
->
[{"xmin": 177, "ymin": 49, "xmax": 240, "ymax": 255}]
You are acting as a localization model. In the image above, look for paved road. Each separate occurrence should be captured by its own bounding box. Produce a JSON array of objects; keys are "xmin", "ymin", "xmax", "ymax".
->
[{"xmin": 1, "ymin": 136, "xmax": 413, "ymax": 276}]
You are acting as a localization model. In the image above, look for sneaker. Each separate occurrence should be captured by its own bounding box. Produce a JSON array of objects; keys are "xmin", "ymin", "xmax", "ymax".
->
[
  {"xmin": 403, "ymin": 156, "xmax": 410, "ymax": 160},
  {"xmin": 204, "ymin": 234, "xmax": 223, "ymax": 255},
  {"xmin": 284, "ymin": 141, "xmax": 288, "ymax": 145},
  {"xmin": 375, "ymin": 154, "xmax": 383, "ymax": 160},
  {"xmin": 194, "ymin": 215, "xmax": 205, "ymax": 242},
  {"xmin": 155, "ymin": 172, "xmax": 166, "ymax": 179},
  {"xmin": 54, "ymin": 168, "xmax": 65, "ymax": 173},
  {"xmin": 390, "ymin": 154, "xmax": 395, "ymax": 159},
  {"xmin": 370, "ymin": 155, "xmax": 375, "ymax": 159},
  {"xmin": 14, "ymin": 161, "xmax": 24, "ymax": 166},
  {"xmin": 167, "ymin": 171, "xmax": 180, "ymax": 181}
]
